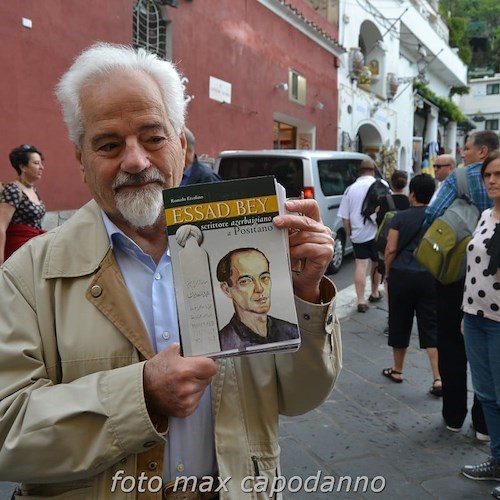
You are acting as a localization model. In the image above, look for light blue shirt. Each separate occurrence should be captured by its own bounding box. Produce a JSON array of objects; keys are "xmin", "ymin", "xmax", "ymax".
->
[{"xmin": 101, "ymin": 211, "xmax": 216, "ymax": 481}]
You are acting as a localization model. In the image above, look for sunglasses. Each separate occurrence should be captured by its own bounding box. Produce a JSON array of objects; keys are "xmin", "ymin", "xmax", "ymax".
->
[
  {"xmin": 19, "ymin": 144, "xmax": 33, "ymax": 151},
  {"xmin": 433, "ymin": 163, "xmax": 451, "ymax": 169}
]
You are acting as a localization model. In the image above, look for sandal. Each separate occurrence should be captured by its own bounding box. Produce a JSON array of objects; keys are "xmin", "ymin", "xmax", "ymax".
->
[
  {"xmin": 429, "ymin": 378, "xmax": 442, "ymax": 397},
  {"xmin": 368, "ymin": 292, "xmax": 384, "ymax": 303},
  {"xmin": 382, "ymin": 367, "xmax": 403, "ymax": 383}
]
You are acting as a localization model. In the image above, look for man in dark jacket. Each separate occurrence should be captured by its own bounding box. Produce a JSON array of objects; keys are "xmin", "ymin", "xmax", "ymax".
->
[{"xmin": 180, "ymin": 128, "xmax": 222, "ymax": 185}]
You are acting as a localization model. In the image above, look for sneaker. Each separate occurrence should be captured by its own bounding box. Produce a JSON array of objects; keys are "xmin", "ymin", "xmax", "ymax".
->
[
  {"xmin": 446, "ymin": 425, "xmax": 461, "ymax": 432},
  {"xmin": 476, "ymin": 431, "xmax": 491, "ymax": 443},
  {"xmin": 462, "ymin": 457, "xmax": 500, "ymax": 481},
  {"xmin": 383, "ymin": 326, "xmax": 389, "ymax": 337},
  {"xmin": 492, "ymin": 485, "xmax": 500, "ymax": 498}
]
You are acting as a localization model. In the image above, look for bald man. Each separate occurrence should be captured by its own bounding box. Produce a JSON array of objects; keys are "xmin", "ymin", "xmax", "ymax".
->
[{"xmin": 429, "ymin": 154, "xmax": 456, "ymax": 204}]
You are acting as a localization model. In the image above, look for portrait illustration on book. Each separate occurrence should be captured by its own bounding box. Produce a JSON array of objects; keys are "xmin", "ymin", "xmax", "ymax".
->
[{"xmin": 215, "ymin": 247, "xmax": 299, "ymax": 352}]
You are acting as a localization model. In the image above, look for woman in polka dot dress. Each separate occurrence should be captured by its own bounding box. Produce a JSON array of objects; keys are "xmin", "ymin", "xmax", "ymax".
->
[
  {"xmin": 0, "ymin": 144, "xmax": 46, "ymax": 264},
  {"xmin": 461, "ymin": 149, "xmax": 500, "ymax": 493}
]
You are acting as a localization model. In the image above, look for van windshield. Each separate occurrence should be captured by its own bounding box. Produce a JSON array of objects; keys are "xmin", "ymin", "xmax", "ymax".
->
[{"xmin": 218, "ymin": 157, "xmax": 303, "ymax": 198}]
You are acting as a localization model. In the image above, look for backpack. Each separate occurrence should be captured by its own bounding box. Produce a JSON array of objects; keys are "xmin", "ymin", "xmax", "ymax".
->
[
  {"xmin": 361, "ymin": 179, "xmax": 391, "ymax": 224},
  {"xmin": 414, "ymin": 167, "xmax": 480, "ymax": 285},
  {"xmin": 375, "ymin": 194, "xmax": 397, "ymax": 254}
]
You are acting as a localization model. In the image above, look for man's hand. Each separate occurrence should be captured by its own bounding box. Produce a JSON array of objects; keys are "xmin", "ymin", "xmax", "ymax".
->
[
  {"xmin": 143, "ymin": 344, "xmax": 217, "ymax": 421},
  {"xmin": 273, "ymin": 199, "xmax": 334, "ymax": 303}
]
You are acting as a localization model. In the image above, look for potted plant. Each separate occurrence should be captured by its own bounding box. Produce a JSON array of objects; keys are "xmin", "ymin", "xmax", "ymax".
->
[{"xmin": 358, "ymin": 66, "xmax": 372, "ymax": 91}]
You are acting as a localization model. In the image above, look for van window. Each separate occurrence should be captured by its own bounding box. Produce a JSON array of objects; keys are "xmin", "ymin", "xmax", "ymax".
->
[
  {"xmin": 318, "ymin": 159, "xmax": 361, "ymax": 196},
  {"xmin": 218, "ymin": 157, "xmax": 304, "ymax": 198}
]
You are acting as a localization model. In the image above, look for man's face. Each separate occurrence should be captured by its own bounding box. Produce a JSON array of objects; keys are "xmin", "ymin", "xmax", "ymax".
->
[
  {"xmin": 462, "ymin": 138, "xmax": 486, "ymax": 166},
  {"xmin": 221, "ymin": 250, "xmax": 272, "ymax": 316},
  {"xmin": 76, "ymin": 69, "xmax": 186, "ymax": 229},
  {"xmin": 433, "ymin": 158, "xmax": 453, "ymax": 182}
]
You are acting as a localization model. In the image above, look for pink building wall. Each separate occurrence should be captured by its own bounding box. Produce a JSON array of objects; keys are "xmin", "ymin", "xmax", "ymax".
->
[
  {"xmin": 169, "ymin": 0, "xmax": 340, "ymax": 158},
  {"xmin": 0, "ymin": 0, "xmax": 339, "ymax": 210}
]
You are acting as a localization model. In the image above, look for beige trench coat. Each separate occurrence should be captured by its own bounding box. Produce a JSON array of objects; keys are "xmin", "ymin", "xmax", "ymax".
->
[{"xmin": 0, "ymin": 200, "xmax": 342, "ymax": 499}]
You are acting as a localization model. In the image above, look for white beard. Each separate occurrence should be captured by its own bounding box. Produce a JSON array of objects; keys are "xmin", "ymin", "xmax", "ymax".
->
[
  {"xmin": 115, "ymin": 187, "xmax": 163, "ymax": 228},
  {"xmin": 113, "ymin": 168, "xmax": 166, "ymax": 228}
]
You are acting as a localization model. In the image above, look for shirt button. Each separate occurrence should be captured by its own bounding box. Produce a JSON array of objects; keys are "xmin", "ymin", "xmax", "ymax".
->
[
  {"xmin": 90, "ymin": 285, "xmax": 102, "ymax": 297},
  {"xmin": 155, "ymin": 273, "xmax": 161, "ymax": 280},
  {"xmin": 177, "ymin": 463, "xmax": 185, "ymax": 472},
  {"xmin": 303, "ymin": 313, "xmax": 311, "ymax": 320},
  {"xmin": 162, "ymin": 331, "xmax": 170, "ymax": 340},
  {"xmin": 148, "ymin": 461, "xmax": 158, "ymax": 471}
]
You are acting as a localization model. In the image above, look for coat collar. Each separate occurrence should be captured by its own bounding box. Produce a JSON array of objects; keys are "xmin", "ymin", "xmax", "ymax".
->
[{"xmin": 43, "ymin": 200, "xmax": 110, "ymax": 279}]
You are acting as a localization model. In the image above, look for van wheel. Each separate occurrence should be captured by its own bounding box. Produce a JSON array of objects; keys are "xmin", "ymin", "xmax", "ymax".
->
[{"xmin": 327, "ymin": 232, "xmax": 345, "ymax": 274}]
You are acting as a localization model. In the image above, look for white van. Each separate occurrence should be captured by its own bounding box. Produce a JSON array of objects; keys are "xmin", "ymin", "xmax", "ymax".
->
[{"xmin": 214, "ymin": 149, "xmax": 374, "ymax": 273}]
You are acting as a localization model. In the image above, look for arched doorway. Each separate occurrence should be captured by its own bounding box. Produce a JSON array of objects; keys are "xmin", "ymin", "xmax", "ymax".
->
[{"xmin": 356, "ymin": 122, "xmax": 382, "ymax": 158}]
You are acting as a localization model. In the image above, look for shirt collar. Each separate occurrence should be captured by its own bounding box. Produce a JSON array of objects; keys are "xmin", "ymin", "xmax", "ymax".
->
[{"xmin": 100, "ymin": 209, "xmax": 170, "ymax": 265}]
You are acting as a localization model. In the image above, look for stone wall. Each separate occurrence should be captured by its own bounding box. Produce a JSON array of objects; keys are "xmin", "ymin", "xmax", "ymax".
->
[{"xmin": 42, "ymin": 210, "xmax": 77, "ymax": 231}]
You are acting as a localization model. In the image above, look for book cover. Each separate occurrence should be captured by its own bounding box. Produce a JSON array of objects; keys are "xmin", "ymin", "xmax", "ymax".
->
[{"xmin": 163, "ymin": 176, "xmax": 300, "ymax": 358}]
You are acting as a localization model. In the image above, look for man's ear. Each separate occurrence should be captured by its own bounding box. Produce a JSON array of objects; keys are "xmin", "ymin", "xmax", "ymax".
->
[
  {"xmin": 479, "ymin": 145, "xmax": 489, "ymax": 160},
  {"xmin": 220, "ymin": 282, "xmax": 232, "ymax": 298},
  {"xmin": 180, "ymin": 129, "xmax": 187, "ymax": 158},
  {"xmin": 75, "ymin": 148, "xmax": 86, "ymax": 183}
]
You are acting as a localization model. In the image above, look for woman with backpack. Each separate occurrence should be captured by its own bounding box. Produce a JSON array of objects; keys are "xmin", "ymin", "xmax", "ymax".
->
[{"xmin": 381, "ymin": 174, "xmax": 442, "ymax": 396}]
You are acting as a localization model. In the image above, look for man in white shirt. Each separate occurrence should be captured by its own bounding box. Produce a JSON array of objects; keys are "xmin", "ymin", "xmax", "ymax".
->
[{"xmin": 338, "ymin": 160, "xmax": 382, "ymax": 312}]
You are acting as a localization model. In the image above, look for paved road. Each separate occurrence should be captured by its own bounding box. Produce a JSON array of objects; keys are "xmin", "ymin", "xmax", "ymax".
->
[{"xmin": 280, "ymin": 280, "xmax": 494, "ymax": 499}]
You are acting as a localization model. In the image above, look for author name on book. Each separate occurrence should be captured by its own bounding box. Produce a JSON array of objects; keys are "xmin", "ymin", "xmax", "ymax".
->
[{"xmin": 168, "ymin": 197, "xmax": 275, "ymax": 225}]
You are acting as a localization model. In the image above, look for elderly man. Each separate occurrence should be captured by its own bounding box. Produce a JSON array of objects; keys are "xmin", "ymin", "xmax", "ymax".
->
[
  {"xmin": 429, "ymin": 153, "xmax": 455, "ymax": 204},
  {"xmin": 0, "ymin": 43, "xmax": 341, "ymax": 499}
]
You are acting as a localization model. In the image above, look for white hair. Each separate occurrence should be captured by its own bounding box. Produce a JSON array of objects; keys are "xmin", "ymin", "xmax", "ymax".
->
[{"xmin": 54, "ymin": 42, "xmax": 186, "ymax": 147}]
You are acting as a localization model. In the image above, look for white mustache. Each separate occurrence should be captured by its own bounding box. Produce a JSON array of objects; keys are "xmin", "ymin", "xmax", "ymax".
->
[{"xmin": 113, "ymin": 169, "xmax": 165, "ymax": 190}]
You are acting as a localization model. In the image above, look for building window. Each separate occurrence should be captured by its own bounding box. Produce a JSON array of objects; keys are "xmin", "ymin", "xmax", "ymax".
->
[
  {"xmin": 133, "ymin": 0, "xmax": 170, "ymax": 60},
  {"xmin": 485, "ymin": 119, "xmax": 499, "ymax": 131},
  {"xmin": 486, "ymin": 83, "xmax": 500, "ymax": 95},
  {"xmin": 288, "ymin": 70, "xmax": 307, "ymax": 105}
]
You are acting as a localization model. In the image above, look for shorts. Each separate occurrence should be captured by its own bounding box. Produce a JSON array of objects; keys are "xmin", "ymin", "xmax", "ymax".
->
[
  {"xmin": 352, "ymin": 240, "xmax": 378, "ymax": 261},
  {"xmin": 387, "ymin": 268, "xmax": 438, "ymax": 349}
]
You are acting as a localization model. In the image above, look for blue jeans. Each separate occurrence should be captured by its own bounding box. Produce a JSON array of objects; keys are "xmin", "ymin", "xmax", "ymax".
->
[{"xmin": 464, "ymin": 313, "xmax": 500, "ymax": 460}]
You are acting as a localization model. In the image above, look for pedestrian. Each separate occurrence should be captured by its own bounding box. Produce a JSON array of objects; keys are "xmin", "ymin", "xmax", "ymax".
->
[
  {"xmin": 375, "ymin": 169, "xmax": 409, "ymax": 336},
  {"xmin": 0, "ymin": 42, "xmax": 341, "ymax": 499},
  {"xmin": 382, "ymin": 173, "xmax": 441, "ymax": 395},
  {"xmin": 180, "ymin": 127, "xmax": 221, "ymax": 185},
  {"xmin": 0, "ymin": 144, "xmax": 46, "ymax": 264},
  {"xmin": 426, "ymin": 130, "xmax": 499, "ymax": 439},
  {"xmin": 337, "ymin": 159, "xmax": 383, "ymax": 313},
  {"xmin": 461, "ymin": 149, "xmax": 500, "ymax": 498},
  {"xmin": 429, "ymin": 153, "xmax": 455, "ymax": 204}
]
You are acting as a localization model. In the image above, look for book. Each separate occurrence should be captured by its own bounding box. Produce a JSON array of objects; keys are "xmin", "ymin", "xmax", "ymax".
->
[{"xmin": 163, "ymin": 176, "xmax": 300, "ymax": 358}]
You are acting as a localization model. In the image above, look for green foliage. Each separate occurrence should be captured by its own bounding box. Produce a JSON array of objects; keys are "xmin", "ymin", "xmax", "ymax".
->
[
  {"xmin": 413, "ymin": 81, "xmax": 467, "ymax": 123},
  {"xmin": 438, "ymin": 0, "xmax": 499, "ymax": 72},
  {"xmin": 450, "ymin": 86, "xmax": 470, "ymax": 98}
]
